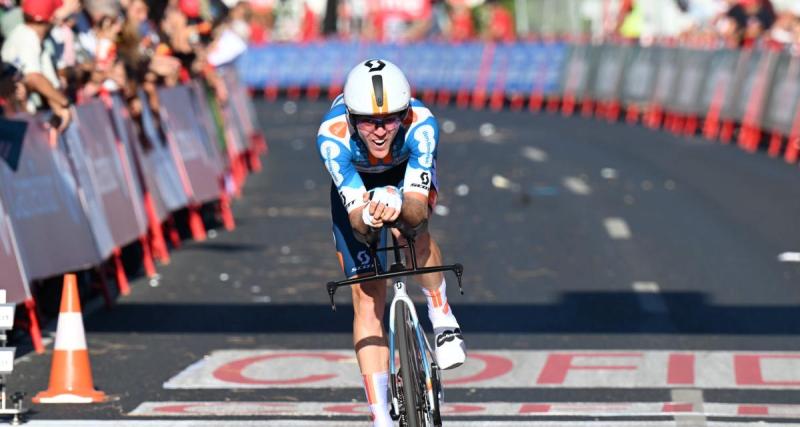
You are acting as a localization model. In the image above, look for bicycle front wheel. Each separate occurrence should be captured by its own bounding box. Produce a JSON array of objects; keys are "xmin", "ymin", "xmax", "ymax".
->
[{"xmin": 396, "ymin": 303, "xmax": 425, "ymax": 427}]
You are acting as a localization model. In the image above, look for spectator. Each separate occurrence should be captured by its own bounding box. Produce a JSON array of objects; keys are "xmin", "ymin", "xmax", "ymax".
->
[
  {"xmin": 448, "ymin": 2, "xmax": 474, "ymax": 42},
  {"xmin": 0, "ymin": 61, "xmax": 26, "ymax": 115},
  {"xmin": 1, "ymin": 0, "xmax": 71, "ymax": 130},
  {"xmin": 480, "ymin": 0, "xmax": 514, "ymax": 42},
  {"xmin": 725, "ymin": 0, "xmax": 776, "ymax": 46}
]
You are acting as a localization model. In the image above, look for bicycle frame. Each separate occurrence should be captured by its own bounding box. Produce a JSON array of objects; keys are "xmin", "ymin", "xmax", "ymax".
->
[{"xmin": 387, "ymin": 278, "xmax": 437, "ymax": 421}]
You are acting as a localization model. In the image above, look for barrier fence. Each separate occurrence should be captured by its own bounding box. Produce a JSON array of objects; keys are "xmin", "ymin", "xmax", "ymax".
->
[
  {"xmin": 0, "ymin": 71, "xmax": 266, "ymax": 353},
  {"xmin": 239, "ymin": 41, "xmax": 800, "ymax": 161}
]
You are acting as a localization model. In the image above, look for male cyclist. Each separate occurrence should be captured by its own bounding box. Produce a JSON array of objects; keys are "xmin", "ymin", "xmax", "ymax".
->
[{"xmin": 317, "ymin": 59, "xmax": 466, "ymax": 426}]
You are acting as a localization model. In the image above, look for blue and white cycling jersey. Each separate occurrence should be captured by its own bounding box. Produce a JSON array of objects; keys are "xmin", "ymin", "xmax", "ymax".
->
[{"xmin": 317, "ymin": 94, "xmax": 439, "ymax": 214}]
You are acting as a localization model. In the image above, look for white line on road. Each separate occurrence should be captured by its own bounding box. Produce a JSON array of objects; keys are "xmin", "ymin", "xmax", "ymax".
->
[
  {"xmin": 633, "ymin": 282, "xmax": 668, "ymax": 314},
  {"xmin": 604, "ymin": 218, "xmax": 632, "ymax": 239},
  {"xmin": 521, "ymin": 146, "xmax": 548, "ymax": 162},
  {"xmin": 128, "ymin": 401, "xmax": 800, "ymax": 419},
  {"xmin": 19, "ymin": 421, "xmax": 800, "ymax": 427},
  {"xmin": 778, "ymin": 252, "xmax": 800, "ymax": 262},
  {"xmin": 672, "ymin": 389, "xmax": 706, "ymax": 427},
  {"xmin": 563, "ymin": 177, "xmax": 592, "ymax": 195}
]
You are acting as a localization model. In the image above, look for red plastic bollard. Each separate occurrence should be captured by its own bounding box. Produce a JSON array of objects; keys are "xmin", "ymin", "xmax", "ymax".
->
[
  {"xmin": 113, "ymin": 248, "xmax": 131, "ymax": 296},
  {"xmin": 626, "ymin": 105, "xmax": 640, "ymax": 125},
  {"xmin": 581, "ymin": 99, "xmax": 594, "ymax": 118},
  {"xmin": 167, "ymin": 217, "xmax": 181, "ymax": 249},
  {"xmin": 219, "ymin": 192, "xmax": 236, "ymax": 231},
  {"xmin": 143, "ymin": 192, "xmax": 169, "ymax": 264},
  {"xmin": 489, "ymin": 91, "xmax": 504, "ymax": 111},
  {"xmin": 767, "ymin": 132, "xmax": 783, "ymax": 157},
  {"xmin": 720, "ymin": 121, "xmax": 734, "ymax": 144},
  {"xmin": 24, "ymin": 298, "xmax": 44, "ymax": 354},
  {"xmin": 140, "ymin": 235, "xmax": 158, "ymax": 278},
  {"xmin": 785, "ymin": 137, "xmax": 799, "ymax": 163},
  {"xmin": 188, "ymin": 205, "xmax": 207, "ymax": 241},
  {"xmin": 546, "ymin": 96, "xmax": 560, "ymax": 113},
  {"xmin": 436, "ymin": 90, "xmax": 450, "ymax": 107},
  {"xmin": 684, "ymin": 116, "xmax": 698, "ymax": 136}
]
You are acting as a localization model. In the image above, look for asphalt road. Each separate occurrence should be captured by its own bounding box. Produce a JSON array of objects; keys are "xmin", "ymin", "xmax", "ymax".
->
[{"xmin": 5, "ymin": 98, "xmax": 800, "ymax": 426}]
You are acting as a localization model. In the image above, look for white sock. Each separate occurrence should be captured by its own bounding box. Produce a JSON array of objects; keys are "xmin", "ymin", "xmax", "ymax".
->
[
  {"xmin": 422, "ymin": 278, "xmax": 459, "ymax": 330},
  {"xmin": 363, "ymin": 372, "xmax": 393, "ymax": 427}
]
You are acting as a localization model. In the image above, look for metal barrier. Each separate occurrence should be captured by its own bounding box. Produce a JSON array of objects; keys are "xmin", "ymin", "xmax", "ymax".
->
[
  {"xmin": 240, "ymin": 41, "xmax": 800, "ymax": 160},
  {"xmin": 0, "ymin": 76, "xmax": 265, "ymax": 353}
]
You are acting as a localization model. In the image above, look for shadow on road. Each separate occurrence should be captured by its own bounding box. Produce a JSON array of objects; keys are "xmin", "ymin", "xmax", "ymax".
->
[{"xmin": 83, "ymin": 291, "xmax": 800, "ymax": 335}]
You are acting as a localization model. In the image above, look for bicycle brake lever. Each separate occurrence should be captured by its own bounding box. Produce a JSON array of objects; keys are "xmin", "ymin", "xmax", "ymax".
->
[
  {"xmin": 453, "ymin": 263, "xmax": 464, "ymax": 295},
  {"xmin": 326, "ymin": 282, "xmax": 337, "ymax": 311}
]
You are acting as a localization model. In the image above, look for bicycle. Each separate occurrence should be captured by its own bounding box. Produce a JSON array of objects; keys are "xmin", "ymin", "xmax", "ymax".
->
[{"xmin": 326, "ymin": 224, "xmax": 464, "ymax": 427}]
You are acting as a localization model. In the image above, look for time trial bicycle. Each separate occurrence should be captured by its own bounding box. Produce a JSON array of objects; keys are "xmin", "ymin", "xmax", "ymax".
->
[{"xmin": 326, "ymin": 224, "xmax": 464, "ymax": 427}]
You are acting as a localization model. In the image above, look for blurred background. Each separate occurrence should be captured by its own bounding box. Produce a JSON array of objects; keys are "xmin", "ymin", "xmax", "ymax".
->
[{"xmin": 217, "ymin": 0, "xmax": 800, "ymax": 49}]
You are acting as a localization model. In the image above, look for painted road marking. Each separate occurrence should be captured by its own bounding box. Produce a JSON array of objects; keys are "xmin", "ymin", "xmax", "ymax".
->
[
  {"xmin": 672, "ymin": 389, "xmax": 706, "ymax": 427},
  {"xmin": 128, "ymin": 401, "xmax": 800, "ymax": 419},
  {"xmin": 164, "ymin": 350, "xmax": 800, "ymax": 390},
  {"xmin": 563, "ymin": 177, "xmax": 591, "ymax": 195},
  {"xmin": 604, "ymin": 217, "xmax": 632, "ymax": 239},
  {"xmin": 633, "ymin": 282, "xmax": 668, "ymax": 314},
  {"xmin": 20, "ymin": 421, "xmax": 800, "ymax": 427},
  {"xmin": 778, "ymin": 252, "xmax": 800, "ymax": 262},
  {"xmin": 521, "ymin": 146, "xmax": 548, "ymax": 162}
]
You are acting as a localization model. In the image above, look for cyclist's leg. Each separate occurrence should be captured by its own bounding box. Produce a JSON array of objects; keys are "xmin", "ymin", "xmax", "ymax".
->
[
  {"xmin": 330, "ymin": 184, "xmax": 392, "ymax": 426},
  {"xmin": 399, "ymin": 188, "xmax": 466, "ymax": 370}
]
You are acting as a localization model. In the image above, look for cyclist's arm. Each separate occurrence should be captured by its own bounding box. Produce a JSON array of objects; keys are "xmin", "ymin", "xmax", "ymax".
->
[
  {"xmin": 317, "ymin": 120, "xmax": 370, "ymax": 234},
  {"xmin": 401, "ymin": 104, "xmax": 439, "ymax": 227}
]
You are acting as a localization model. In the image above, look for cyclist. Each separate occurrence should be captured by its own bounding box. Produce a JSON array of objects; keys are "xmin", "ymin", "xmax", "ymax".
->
[{"xmin": 317, "ymin": 59, "xmax": 466, "ymax": 426}]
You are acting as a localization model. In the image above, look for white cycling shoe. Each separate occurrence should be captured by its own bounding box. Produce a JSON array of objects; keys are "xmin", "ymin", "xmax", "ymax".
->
[{"xmin": 434, "ymin": 328, "xmax": 466, "ymax": 370}]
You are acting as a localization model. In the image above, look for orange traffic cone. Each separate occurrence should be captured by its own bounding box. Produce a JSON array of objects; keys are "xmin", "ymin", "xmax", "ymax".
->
[{"xmin": 33, "ymin": 274, "xmax": 107, "ymax": 403}]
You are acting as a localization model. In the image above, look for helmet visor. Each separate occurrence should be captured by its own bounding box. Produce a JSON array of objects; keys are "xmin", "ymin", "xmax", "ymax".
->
[{"xmin": 350, "ymin": 109, "xmax": 408, "ymax": 132}]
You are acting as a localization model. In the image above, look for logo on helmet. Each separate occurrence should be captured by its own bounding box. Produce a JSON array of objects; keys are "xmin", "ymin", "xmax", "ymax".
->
[{"xmin": 364, "ymin": 60, "xmax": 386, "ymax": 72}]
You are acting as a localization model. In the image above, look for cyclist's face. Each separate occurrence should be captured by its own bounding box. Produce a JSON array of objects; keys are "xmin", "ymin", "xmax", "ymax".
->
[{"xmin": 352, "ymin": 111, "xmax": 406, "ymax": 159}]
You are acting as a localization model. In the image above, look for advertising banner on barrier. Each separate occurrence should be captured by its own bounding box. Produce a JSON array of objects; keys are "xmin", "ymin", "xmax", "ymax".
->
[
  {"xmin": 668, "ymin": 49, "xmax": 712, "ymax": 115},
  {"xmin": 60, "ymin": 122, "xmax": 115, "ymax": 260},
  {"xmin": 651, "ymin": 47, "xmax": 680, "ymax": 109},
  {"xmin": 719, "ymin": 49, "xmax": 753, "ymax": 121},
  {"xmin": 734, "ymin": 49, "xmax": 780, "ymax": 127},
  {"xmin": 0, "ymin": 185, "xmax": 30, "ymax": 304},
  {"xmin": 699, "ymin": 49, "xmax": 739, "ymax": 118},
  {"xmin": 106, "ymin": 96, "xmax": 149, "ymax": 237},
  {"xmin": 188, "ymin": 82, "xmax": 225, "ymax": 168},
  {"xmin": 561, "ymin": 44, "xmax": 595, "ymax": 103},
  {"xmin": 158, "ymin": 86, "xmax": 221, "ymax": 204},
  {"xmin": 621, "ymin": 46, "xmax": 658, "ymax": 107},
  {"xmin": 592, "ymin": 44, "xmax": 629, "ymax": 103},
  {"xmin": 219, "ymin": 70, "xmax": 256, "ymax": 144},
  {"xmin": 762, "ymin": 52, "xmax": 800, "ymax": 134},
  {"xmin": 0, "ymin": 114, "xmax": 102, "ymax": 280},
  {"xmin": 109, "ymin": 94, "xmax": 168, "ymax": 222},
  {"xmin": 75, "ymin": 101, "xmax": 146, "ymax": 248},
  {"xmin": 137, "ymin": 90, "xmax": 188, "ymax": 213}
]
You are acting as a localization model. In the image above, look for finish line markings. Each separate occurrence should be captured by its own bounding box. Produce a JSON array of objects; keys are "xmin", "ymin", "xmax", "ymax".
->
[
  {"xmin": 127, "ymin": 401, "xmax": 800, "ymax": 419},
  {"xmin": 19, "ymin": 421, "xmax": 800, "ymax": 427},
  {"xmin": 163, "ymin": 350, "xmax": 800, "ymax": 390}
]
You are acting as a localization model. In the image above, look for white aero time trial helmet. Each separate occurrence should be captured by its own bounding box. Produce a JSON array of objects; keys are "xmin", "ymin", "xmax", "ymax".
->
[{"xmin": 343, "ymin": 59, "xmax": 411, "ymax": 117}]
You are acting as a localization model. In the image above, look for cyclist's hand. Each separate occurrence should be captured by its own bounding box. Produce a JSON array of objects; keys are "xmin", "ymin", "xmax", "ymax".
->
[{"xmin": 362, "ymin": 186, "xmax": 402, "ymax": 228}]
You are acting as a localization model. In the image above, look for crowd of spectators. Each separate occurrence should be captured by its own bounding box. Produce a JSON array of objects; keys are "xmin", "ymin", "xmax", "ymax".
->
[
  {"xmin": 0, "ymin": 0, "xmax": 246, "ymax": 136},
  {"xmin": 615, "ymin": 0, "xmax": 800, "ymax": 49}
]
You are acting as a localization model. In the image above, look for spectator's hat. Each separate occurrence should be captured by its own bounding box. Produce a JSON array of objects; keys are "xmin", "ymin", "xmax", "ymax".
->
[
  {"xmin": 21, "ymin": 0, "xmax": 57, "ymax": 22},
  {"xmin": 738, "ymin": 0, "xmax": 759, "ymax": 6},
  {"xmin": 178, "ymin": 0, "xmax": 201, "ymax": 19}
]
